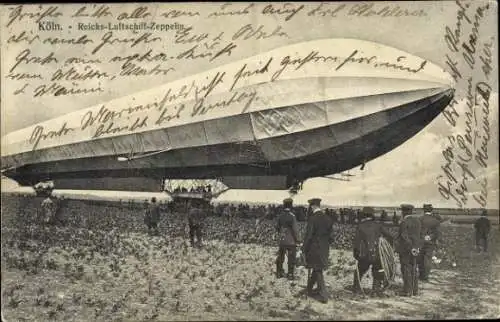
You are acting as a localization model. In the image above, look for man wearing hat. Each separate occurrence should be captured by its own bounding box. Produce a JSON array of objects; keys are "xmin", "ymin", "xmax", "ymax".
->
[
  {"xmin": 397, "ymin": 204, "xmax": 422, "ymax": 296},
  {"xmin": 474, "ymin": 209, "xmax": 491, "ymax": 252},
  {"xmin": 353, "ymin": 206, "xmax": 394, "ymax": 297},
  {"xmin": 302, "ymin": 198, "xmax": 334, "ymax": 303},
  {"xmin": 418, "ymin": 204, "xmax": 441, "ymax": 281},
  {"xmin": 275, "ymin": 198, "xmax": 300, "ymax": 280}
]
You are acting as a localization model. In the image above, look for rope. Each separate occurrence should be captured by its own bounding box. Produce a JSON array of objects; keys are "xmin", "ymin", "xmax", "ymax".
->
[{"xmin": 378, "ymin": 237, "xmax": 396, "ymax": 285}]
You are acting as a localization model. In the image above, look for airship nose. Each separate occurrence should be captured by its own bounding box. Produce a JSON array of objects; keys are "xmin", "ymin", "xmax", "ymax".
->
[{"xmin": 444, "ymin": 87, "xmax": 455, "ymax": 100}]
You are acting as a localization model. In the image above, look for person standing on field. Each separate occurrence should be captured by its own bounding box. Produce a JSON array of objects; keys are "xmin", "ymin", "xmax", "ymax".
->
[
  {"xmin": 144, "ymin": 197, "xmax": 161, "ymax": 235},
  {"xmin": 188, "ymin": 199, "xmax": 206, "ymax": 247},
  {"xmin": 353, "ymin": 207, "xmax": 394, "ymax": 297},
  {"xmin": 397, "ymin": 204, "xmax": 422, "ymax": 297},
  {"xmin": 474, "ymin": 209, "xmax": 491, "ymax": 252},
  {"xmin": 302, "ymin": 198, "xmax": 334, "ymax": 304},
  {"xmin": 275, "ymin": 198, "xmax": 300, "ymax": 280},
  {"xmin": 418, "ymin": 204, "xmax": 441, "ymax": 281}
]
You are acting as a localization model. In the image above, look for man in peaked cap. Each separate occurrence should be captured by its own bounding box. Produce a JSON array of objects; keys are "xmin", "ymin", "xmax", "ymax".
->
[
  {"xmin": 418, "ymin": 204, "xmax": 441, "ymax": 281},
  {"xmin": 397, "ymin": 204, "xmax": 422, "ymax": 296},
  {"xmin": 353, "ymin": 207, "xmax": 395, "ymax": 297},
  {"xmin": 302, "ymin": 198, "xmax": 334, "ymax": 303},
  {"xmin": 275, "ymin": 198, "xmax": 300, "ymax": 280}
]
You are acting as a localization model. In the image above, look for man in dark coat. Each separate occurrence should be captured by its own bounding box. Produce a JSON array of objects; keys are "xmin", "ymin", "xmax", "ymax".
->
[
  {"xmin": 418, "ymin": 204, "xmax": 442, "ymax": 281},
  {"xmin": 302, "ymin": 198, "xmax": 334, "ymax": 303},
  {"xmin": 397, "ymin": 204, "xmax": 422, "ymax": 296},
  {"xmin": 474, "ymin": 209, "xmax": 491, "ymax": 252},
  {"xmin": 276, "ymin": 198, "xmax": 300, "ymax": 280},
  {"xmin": 353, "ymin": 207, "xmax": 394, "ymax": 297},
  {"xmin": 144, "ymin": 197, "xmax": 161, "ymax": 235},
  {"xmin": 188, "ymin": 198, "xmax": 206, "ymax": 247}
]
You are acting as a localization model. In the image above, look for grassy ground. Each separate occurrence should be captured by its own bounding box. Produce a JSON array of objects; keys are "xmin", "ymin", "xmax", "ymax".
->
[{"xmin": 1, "ymin": 199, "xmax": 499, "ymax": 320}]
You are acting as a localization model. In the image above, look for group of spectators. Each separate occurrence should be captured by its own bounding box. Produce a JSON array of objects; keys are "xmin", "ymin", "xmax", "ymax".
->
[
  {"xmin": 210, "ymin": 203, "xmax": 401, "ymax": 225},
  {"xmin": 172, "ymin": 185, "xmax": 212, "ymax": 194}
]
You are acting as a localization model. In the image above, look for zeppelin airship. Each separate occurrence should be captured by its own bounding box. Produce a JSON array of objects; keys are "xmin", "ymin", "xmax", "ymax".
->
[{"xmin": 1, "ymin": 38, "xmax": 454, "ymax": 192}]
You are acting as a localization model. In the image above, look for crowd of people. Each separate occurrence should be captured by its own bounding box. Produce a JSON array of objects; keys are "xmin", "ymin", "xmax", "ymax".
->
[
  {"xmin": 210, "ymin": 203, "xmax": 400, "ymax": 225},
  {"xmin": 272, "ymin": 200, "xmax": 491, "ymax": 303},
  {"xmin": 172, "ymin": 185, "xmax": 212, "ymax": 194},
  {"xmin": 37, "ymin": 194, "xmax": 492, "ymax": 304}
]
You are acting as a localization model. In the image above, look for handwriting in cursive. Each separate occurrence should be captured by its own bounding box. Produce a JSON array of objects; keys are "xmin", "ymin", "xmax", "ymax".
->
[
  {"xmin": 438, "ymin": 0, "xmax": 493, "ymax": 209},
  {"xmin": 191, "ymin": 90, "xmax": 258, "ymax": 117},
  {"xmin": 261, "ymin": 3, "xmax": 304, "ymax": 22},
  {"xmin": 33, "ymin": 82, "xmax": 103, "ymax": 98},
  {"xmin": 6, "ymin": 5, "xmax": 63, "ymax": 28},
  {"xmin": 29, "ymin": 123, "xmax": 75, "ymax": 151},
  {"xmin": 232, "ymin": 24, "xmax": 289, "ymax": 41},
  {"xmin": 207, "ymin": 3, "xmax": 254, "ymax": 18},
  {"xmin": 91, "ymin": 32, "xmax": 161, "ymax": 55},
  {"xmin": 9, "ymin": 49, "xmax": 58, "ymax": 73},
  {"xmin": 230, "ymin": 58, "xmax": 273, "ymax": 91},
  {"xmin": 72, "ymin": 5, "xmax": 113, "ymax": 18},
  {"xmin": 270, "ymin": 50, "xmax": 427, "ymax": 81}
]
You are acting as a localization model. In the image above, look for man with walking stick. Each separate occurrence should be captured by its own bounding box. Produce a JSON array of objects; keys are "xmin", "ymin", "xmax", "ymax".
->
[
  {"xmin": 397, "ymin": 204, "xmax": 422, "ymax": 297},
  {"xmin": 352, "ymin": 207, "xmax": 395, "ymax": 297}
]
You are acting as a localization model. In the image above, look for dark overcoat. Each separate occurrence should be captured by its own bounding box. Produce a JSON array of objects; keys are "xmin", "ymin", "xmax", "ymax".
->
[
  {"xmin": 302, "ymin": 209, "xmax": 334, "ymax": 270},
  {"xmin": 397, "ymin": 215, "xmax": 423, "ymax": 254},
  {"xmin": 276, "ymin": 209, "xmax": 299, "ymax": 246},
  {"xmin": 353, "ymin": 218, "xmax": 394, "ymax": 261},
  {"xmin": 145, "ymin": 203, "xmax": 161, "ymax": 225},
  {"xmin": 420, "ymin": 213, "xmax": 441, "ymax": 247},
  {"xmin": 474, "ymin": 217, "xmax": 491, "ymax": 235}
]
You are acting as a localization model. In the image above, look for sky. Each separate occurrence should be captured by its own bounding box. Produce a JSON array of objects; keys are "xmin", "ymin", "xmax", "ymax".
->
[{"xmin": 1, "ymin": 2, "xmax": 498, "ymax": 209}]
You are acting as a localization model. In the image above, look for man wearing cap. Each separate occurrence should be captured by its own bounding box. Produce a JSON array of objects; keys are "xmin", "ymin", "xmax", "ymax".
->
[
  {"xmin": 353, "ymin": 207, "xmax": 394, "ymax": 297},
  {"xmin": 302, "ymin": 198, "xmax": 334, "ymax": 303},
  {"xmin": 474, "ymin": 209, "xmax": 491, "ymax": 252},
  {"xmin": 418, "ymin": 204, "xmax": 441, "ymax": 281},
  {"xmin": 275, "ymin": 198, "xmax": 300, "ymax": 280},
  {"xmin": 188, "ymin": 198, "xmax": 206, "ymax": 247},
  {"xmin": 397, "ymin": 204, "xmax": 422, "ymax": 296},
  {"xmin": 145, "ymin": 197, "xmax": 161, "ymax": 235}
]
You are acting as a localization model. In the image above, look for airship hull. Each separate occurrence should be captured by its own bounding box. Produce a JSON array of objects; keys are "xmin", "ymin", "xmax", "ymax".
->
[
  {"xmin": 3, "ymin": 88, "xmax": 453, "ymax": 189},
  {"xmin": 0, "ymin": 39, "xmax": 455, "ymax": 190}
]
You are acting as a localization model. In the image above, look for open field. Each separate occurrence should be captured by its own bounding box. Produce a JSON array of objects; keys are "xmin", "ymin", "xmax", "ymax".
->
[{"xmin": 1, "ymin": 195, "xmax": 499, "ymax": 321}]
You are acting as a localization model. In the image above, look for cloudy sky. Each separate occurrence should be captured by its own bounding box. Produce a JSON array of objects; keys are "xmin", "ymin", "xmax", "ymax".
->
[{"xmin": 1, "ymin": 2, "xmax": 498, "ymax": 208}]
